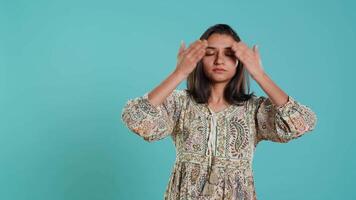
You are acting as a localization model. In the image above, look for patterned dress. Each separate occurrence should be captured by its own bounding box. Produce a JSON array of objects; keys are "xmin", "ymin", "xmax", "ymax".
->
[{"xmin": 121, "ymin": 89, "xmax": 317, "ymax": 200}]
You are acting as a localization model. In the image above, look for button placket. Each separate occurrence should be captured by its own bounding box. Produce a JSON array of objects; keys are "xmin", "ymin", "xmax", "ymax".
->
[{"xmin": 201, "ymin": 107, "xmax": 218, "ymax": 195}]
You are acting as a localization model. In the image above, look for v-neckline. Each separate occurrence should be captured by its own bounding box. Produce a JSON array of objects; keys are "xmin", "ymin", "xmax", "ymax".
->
[
  {"xmin": 185, "ymin": 90, "xmax": 244, "ymax": 116},
  {"xmin": 206, "ymin": 104, "xmax": 233, "ymax": 114}
]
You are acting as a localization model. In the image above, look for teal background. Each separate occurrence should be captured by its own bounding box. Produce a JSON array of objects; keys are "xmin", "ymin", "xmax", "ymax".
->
[{"xmin": 1, "ymin": 0, "xmax": 355, "ymax": 199}]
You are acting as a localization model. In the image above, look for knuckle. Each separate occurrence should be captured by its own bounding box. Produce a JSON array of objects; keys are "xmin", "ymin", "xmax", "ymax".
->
[{"xmin": 187, "ymin": 56, "xmax": 194, "ymax": 62}]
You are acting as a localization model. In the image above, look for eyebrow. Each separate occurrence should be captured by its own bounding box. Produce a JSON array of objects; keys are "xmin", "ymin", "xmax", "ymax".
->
[{"xmin": 206, "ymin": 46, "xmax": 232, "ymax": 50}]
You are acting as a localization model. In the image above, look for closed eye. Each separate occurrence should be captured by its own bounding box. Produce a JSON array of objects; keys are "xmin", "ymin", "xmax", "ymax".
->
[
  {"xmin": 205, "ymin": 51, "xmax": 235, "ymax": 57},
  {"xmin": 225, "ymin": 51, "xmax": 235, "ymax": 56}
]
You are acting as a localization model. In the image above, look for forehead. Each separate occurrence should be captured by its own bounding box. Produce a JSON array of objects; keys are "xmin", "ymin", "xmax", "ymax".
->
[{"xmin": 206, "ymin": 34, "xmax": 235, "ymax": 48}]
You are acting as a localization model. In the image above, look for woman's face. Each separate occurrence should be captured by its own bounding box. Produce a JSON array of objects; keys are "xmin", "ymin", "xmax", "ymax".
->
[{"xmin": 202, "ymin": 33, "xmax": 239, "ymax": 83}]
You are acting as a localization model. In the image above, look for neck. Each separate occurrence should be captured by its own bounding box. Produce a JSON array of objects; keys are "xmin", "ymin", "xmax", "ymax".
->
[{"xmin": 209, "ymin": 83, "xmax": 228, "ymax": 104}]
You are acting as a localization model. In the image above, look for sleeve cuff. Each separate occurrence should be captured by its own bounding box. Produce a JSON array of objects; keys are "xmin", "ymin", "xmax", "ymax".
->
[
  {"xmin": 272, "ymin": 96, "xmax": 298, "ymax": 114},
  {"xmin": 138, "ymin": 92, "xmax": 161, "ymax": 115}
]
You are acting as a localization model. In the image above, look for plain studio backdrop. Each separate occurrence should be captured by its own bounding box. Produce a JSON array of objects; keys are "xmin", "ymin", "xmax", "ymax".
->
[{"xmin": 1, "ymin": 0, "xmax": 355, "ymax": 199}]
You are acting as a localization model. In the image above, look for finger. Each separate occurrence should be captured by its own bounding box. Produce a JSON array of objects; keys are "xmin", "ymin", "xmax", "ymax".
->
[
  {"xmin": 177, "ymin": 40, "xmax": 186, "ymax": 58},
  {"xmin": 253, "ymin": 44, "xmax": 259, "ymax": 56},
  {"xmin": 231, "ymin": 42, "xmax": 245, "ymax": 58},
  {"xmin": 184, "ymin": 39, "xmax": 206, "ymax": 57},
  {"xmin": 191, "ymin": 44, "xmax": 207, "ymax": 61},
  {"xmin": 184, "ymin": 40, "xmax": 200, "ymax": 55},
  {"xmin": 190, "ymin": 40, "xmax": 208, "ymax": 58},
  {"xmin": 237, "ymin": 41, "xmax": 249, "ymax": 49},
  {"xmin": 232, "ymin": 41, "xmax": 254, "ymax": 59},
  {"xmin": 232, "ymin": 48, "xmax": 248, "ymax": 62},
  {"xmin": 234, "ymin": 41, "xmax": 250, "ymax": 54},
  {"xmin": 231, "ymin": 41, "xmax": 244, "ymax": 51}
]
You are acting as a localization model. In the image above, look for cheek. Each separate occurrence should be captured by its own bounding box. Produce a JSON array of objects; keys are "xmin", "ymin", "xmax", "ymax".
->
[
  {"xmin": 202, "ymin": 57, "xmax": 214, "ymax": 67},
  {"xmin": 227, "ymin": 58, "xmax": 239, "ymax": 68},
  {"xmin": 228, "ymin": 56, "xmax": 238, "ymax": 64}
]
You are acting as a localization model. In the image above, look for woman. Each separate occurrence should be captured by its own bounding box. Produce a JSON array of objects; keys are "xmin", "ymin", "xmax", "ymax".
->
[{"xmin": 121, "ymin": 24, "xmax": 317, "ymax": 200}]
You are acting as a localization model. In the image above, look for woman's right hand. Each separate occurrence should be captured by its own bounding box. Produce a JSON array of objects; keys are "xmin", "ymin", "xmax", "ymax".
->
[{"xmin": 174, "ymin": 39, "xmax": 208, "ymax": 77}]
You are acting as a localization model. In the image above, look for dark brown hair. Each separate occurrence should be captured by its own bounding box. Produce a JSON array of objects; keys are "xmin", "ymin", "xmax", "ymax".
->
[{"xmin": 186, "ymin": 23, "xmax": 255, "ymax": 105}]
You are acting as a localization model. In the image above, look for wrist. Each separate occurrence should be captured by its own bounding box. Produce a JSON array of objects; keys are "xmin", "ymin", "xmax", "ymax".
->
[
  {"xmin": 173, "ymin": 69, "xmax": 188, "ymax": 80},
  {"xmin": 251, "ymin": 71, "xmax": 267, "ymax": 81}
]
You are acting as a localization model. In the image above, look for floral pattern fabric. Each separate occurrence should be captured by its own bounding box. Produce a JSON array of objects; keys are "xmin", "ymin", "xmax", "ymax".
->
[{"xmin": 121, "ymin": 89, "xmax": 317, "ymax": 200}]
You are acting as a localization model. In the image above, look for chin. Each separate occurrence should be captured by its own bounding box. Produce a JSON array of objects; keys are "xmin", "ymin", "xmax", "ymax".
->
[{"xmin": 209, "ymin": 76, "xmax": 231, "ymax": 83}]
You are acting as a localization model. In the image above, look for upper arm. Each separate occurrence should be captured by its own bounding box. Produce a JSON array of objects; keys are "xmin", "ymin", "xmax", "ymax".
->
[
  {"xmin": 253, "ymin": 95, "xmax": 317, "ymax": 145},
  {"xmin": 121, "ymin": 89, "xmax": 186, "ymax": 142}
]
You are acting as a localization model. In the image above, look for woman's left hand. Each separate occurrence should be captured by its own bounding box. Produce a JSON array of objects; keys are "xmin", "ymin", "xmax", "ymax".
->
[{"xmin": 231, "ymin": 41, "xmax": 265, "ymax": 79}]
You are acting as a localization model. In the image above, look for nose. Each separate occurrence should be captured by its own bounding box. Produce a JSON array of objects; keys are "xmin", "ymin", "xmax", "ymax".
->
[{"xmin": 213, "ymin": 51, "xmax": 225, "ymax": 65}]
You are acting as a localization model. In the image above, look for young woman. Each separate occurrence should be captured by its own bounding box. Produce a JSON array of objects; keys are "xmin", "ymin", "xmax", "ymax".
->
[{"xmin": 121, "ymin": 24, "xmax": 317, "ymax": 200}]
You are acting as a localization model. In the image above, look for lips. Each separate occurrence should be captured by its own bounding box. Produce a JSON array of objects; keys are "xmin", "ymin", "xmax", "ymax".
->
[{"xmin": 213, "ymin": 68, "xmax": 226, "ymax": 72}]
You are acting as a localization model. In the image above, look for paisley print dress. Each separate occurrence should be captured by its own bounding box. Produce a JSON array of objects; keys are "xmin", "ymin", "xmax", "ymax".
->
[{"xmin": 121, "ymin": 89, "xmax": 317, "ymax": 200}]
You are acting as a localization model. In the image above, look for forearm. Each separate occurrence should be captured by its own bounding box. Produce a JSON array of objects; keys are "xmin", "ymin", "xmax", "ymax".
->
[
  {"xmin": 253, "ymin": 72, "xmax": 289, "ymax": 107},
  {"xmin": 147, "ymin": 70, "xmax": 187, "ymax": 107}
]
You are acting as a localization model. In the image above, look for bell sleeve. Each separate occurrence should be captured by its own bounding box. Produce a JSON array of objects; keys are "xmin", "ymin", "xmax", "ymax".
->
[
  {"xmin": 254, "ymin": 95, "xmax": 317, "ymax": 144},
  {"xmin": 121, "ymin": 89, "xmax": 185, "ymax": 142}
]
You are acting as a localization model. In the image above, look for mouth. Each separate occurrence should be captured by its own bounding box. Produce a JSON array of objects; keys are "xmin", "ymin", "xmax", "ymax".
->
[{"xmin": 212, "ymin": 68, "xmax": 226, "ymax": 73}]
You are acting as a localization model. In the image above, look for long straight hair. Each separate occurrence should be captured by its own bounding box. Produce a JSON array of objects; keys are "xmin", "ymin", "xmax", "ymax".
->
[{"xmin": 186, "ymin": 24, "xmax": 255, "ymax": 105}]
